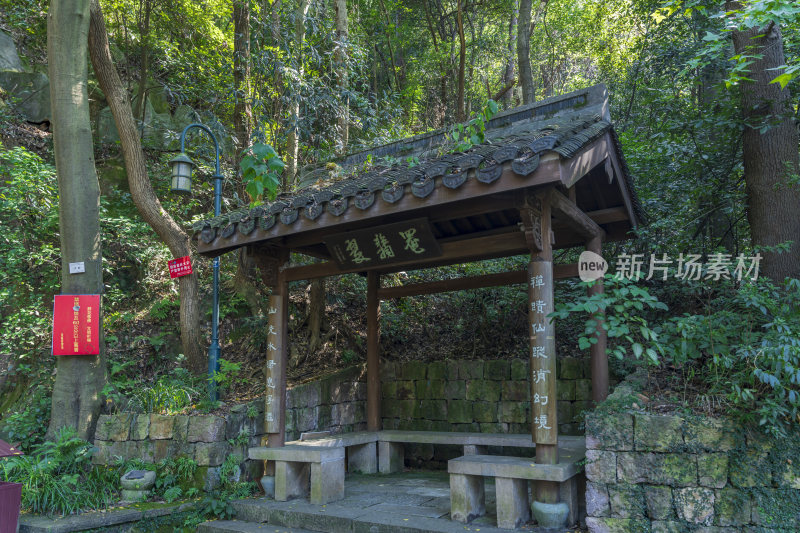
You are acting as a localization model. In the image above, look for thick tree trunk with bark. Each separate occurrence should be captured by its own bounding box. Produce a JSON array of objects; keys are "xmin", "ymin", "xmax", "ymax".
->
[
  {"xmin": 47, "ymin": 0, "xmax": 106, "ymax": 441},
  {"xmin": 89, "ymin": 0, "xmax": 206, "ymax": 374},
  {"xmin": 726, "ymin": 4, "xmax": 800, "ymax": 280}
]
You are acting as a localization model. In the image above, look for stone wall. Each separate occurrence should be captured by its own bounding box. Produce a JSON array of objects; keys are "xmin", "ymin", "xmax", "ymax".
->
[
  {"xmin": 380, "ymin": 357, "xmax": 591, "ymax": 435},
  {"xmin": 284, "ymin": 365, "xmax": 367, "ymax": 441},
  {"xmin": 92, "ymin": 366, "xmax": 368, "ymax": 488},
  {"xmin": 92, "ymin": 402, "xmax": 266, "ymax": 490},
  {"xmin": 584, "ymin": 382, "xmax": 800, "ymax": 532}
]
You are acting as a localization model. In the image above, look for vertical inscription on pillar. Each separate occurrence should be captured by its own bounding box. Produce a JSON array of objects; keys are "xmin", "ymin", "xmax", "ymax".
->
[
  {"xmin": 265, "ymin": 294, "xmax": 283, "ymax": 434},
  {"xmin": 529, "ymin": 259, "xmax": 557, "ymax": 445}
]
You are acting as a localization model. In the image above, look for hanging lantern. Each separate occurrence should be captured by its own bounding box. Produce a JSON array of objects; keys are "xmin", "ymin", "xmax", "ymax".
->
[{"xmin": 169, "ymin": 153, "xmax": 195, "ymax": 194}]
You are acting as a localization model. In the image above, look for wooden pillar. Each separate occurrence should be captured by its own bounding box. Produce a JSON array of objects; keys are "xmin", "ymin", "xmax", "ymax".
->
[
  {"xmin": 366, "ymin": 271, "xmax": 381, "ymax": 431},
  {"xmin": 255, "ymin": 248, "xmax": 289, "ymax": 449},
  {"xmin": 521, "ymin": 193, "xmax": 559, "ymax": 505},
  {"xmin": 587, "ymin": 236, "xmax": 608, "ymax": 403}
]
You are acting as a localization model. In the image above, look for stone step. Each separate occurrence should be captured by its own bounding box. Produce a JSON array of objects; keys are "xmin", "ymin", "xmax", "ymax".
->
[
  {"xmin": 230, "ymin": 498, "xmax": 523, "ymax": 533},
  {"xmin": 197, "ymin": 519, "xmax": 319, "ymax": 533}
]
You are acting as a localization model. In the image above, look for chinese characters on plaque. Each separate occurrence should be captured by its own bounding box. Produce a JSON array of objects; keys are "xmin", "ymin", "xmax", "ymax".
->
[
  {"xmin": 264, "ymin": 297, "xmax": 282, "ymax": 433},
  {"xmin": 168, "ymin": 256, "xmax": 193, "ymax": 278},
  {"xmin": 529, "ymin": 261, "xmax": 556, "ymax": 444},
  {"xmin": 52, "ymin": 295, "xmax": 101, "ymax": 356},
  {"xmin": 325, "ymin": 218, "xmax": 442, "ymax": 270}
]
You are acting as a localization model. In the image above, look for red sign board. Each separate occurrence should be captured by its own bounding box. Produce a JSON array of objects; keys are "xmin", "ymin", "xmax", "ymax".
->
[
  {"xmin": 168, "ymin": 256, "xmax": 193, "ymax": 278},
  {"xmin": 52, "ymin": 295, "xmax": 100, "ymax": 356}
]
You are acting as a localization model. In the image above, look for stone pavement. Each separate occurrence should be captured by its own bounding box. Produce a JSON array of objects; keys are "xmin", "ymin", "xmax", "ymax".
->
[{"xmin": 200, "ymin": 471, "xmax": 581, "ymax": 533}]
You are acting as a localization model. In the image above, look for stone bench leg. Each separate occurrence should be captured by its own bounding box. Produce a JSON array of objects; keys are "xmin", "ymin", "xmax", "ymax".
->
[
  {"xmin": 348, "ymin": 442, "xmax": 377, "ymax": 474},
  {"xmin": 378, "ymin": 441, "xmax": 404, "ymax": 473},
  {"xmin": 275, "ymin": 461, "xmax": 309, "ymax": 501},
  {"xmin": 310, "ymin": 457, "xmax": 345, "ymax": 504},
  {"xmin": 463, "ymin": 445, "xmax": 488, "ymax": 455},
  {"xmin": 495, "ymin": 477, "xmax": 530, "ymax": 529},
  {"xmin": 559, "ymin": 476, "xmax": 579, "ymax": 527},
  {"xmin": 450, "ymin": 473, "xmax": 485, "ymax": 523}
]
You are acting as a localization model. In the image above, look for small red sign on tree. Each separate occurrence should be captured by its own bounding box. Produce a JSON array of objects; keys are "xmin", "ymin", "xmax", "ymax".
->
[
  {"xmin": 52, "ymin": 295, "xmax": 100, "ymax": 356},
  {"xmin": 168, "ymin": 256, "xmax": 193, "ymax": 278}
]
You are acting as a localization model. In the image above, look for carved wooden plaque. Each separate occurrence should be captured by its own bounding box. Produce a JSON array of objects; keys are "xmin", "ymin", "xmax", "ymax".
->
[{"xmin": 325, "ymin": 218, "xmax": 442, "ymax": 270}]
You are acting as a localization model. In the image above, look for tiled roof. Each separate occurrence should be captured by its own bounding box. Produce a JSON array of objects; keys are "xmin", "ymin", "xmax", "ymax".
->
[{"xmin": 193, "ymin": 111, "xmax": 638, "ymax": 245}]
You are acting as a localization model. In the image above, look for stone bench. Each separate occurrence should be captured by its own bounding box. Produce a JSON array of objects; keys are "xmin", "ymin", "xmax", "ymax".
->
[
  {"xmin": 448, "ymin": 453, "xmax": 583, "ymax": 529},
  {"xmin": 377, "ymin": 431, "xmax": 584, "ymax": 474},
  {"xmin": 288, "ymin": 431, "xmax": 380, "ymax": 474},
  {"xmin": 248, "ymin": 445, "xmax": 345, "ymax": 504}
]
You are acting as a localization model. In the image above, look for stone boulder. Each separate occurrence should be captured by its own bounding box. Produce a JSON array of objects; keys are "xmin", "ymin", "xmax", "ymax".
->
[
  {"xmin": 0, "ymin": 30, "xmax": 23, "ymax": 71},
  {"xmin": 0, "ymin": 70, "xmax": 50, "ymax": 123}
]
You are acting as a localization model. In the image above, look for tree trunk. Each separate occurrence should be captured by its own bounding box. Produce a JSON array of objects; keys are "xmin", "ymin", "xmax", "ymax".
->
[
  {"xmin": 726, "ymin": 5, "xmax": 800, "ymax": 280},
  {"xmin": 89, "ymin": 0, "xmax": 206, "ymax": 374},
  {"xmin": 334, "ymin": 0, "xmax": 348, "ymax": 153},
  {"xmin": 271, "ymin": 0, "xmax": 283, "ymax": 142},
  {"xmin": 455, "ymin": 0, "xmax": 466, "ymax": 121},
  {"xmin": 516, "ymin": 0, "xmax": 534, "ymax": 105},
  {"xmin": 47, "ymin": 0, "xmax": 106, "ymax": 441},
  {"xmin": 133, "ymin": 0, "xmax": 151, "ymax": 124},
  {"xmin": 517, "ymin": 0, "xmax": 547, "ymax": 105},
  {"xmin": 232, "ymin": 0, "xmax": 252, "ymax": 169},
  {"xmin": 285, "ymin": 0, "xmax": 311, "ymax": 188},
  {"xmin": 503, "ymin": 2, "xmax": 518, "ymax": 108},
  {"xmin": 306, "ymin": 278, "xmax": 325, "ymax": 357}
]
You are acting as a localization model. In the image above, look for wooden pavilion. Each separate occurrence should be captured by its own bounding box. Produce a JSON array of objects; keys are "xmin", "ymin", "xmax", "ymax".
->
[{"xmin": 195, "ymin": 84, "xmax": 641, "ymax": 528}]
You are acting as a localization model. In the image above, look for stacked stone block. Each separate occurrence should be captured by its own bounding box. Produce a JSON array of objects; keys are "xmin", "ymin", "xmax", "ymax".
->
[
  {"xmin": 584, "ymin": 384, "xmax": 800, "ymax": 532},
  {"xmin": 284, "ymin": 366, "xmax": 368, "ymax": 441},
  {"xmin": 380, "ymin": 358, "xmax": 590, "ymax": 436}
]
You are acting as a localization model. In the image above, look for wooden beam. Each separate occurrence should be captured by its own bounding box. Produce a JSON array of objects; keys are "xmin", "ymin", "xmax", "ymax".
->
[
  {"xmin": 548, "ymin": 189, "xmax": 605, "ymax": 239},
  {"xmin": 377, "ymin": 264, "xmax": 579, "ymax": 299},
  {"xmin": 366, "ymin": 272, "xmax": 381, "ymax": 431},
  {"xmin": 283, "ymin": 231, "xmax": 529, "ymax": 281}
]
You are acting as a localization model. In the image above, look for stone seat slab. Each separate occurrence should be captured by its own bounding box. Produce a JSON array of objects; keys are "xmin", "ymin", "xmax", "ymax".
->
[
  {"xmin": 287, "ymin": 430, "xmax": 379, "ymax": 448},
  {"xmin": 448, "ymin": 454, "xmax": 580, "ymax": 483},
  {"xmin": 248, "ymin": 444, "xmax": 344, "ymax": 462}
]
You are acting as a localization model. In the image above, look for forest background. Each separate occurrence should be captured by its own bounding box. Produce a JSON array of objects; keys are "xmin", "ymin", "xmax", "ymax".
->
[{"xmin": 0, "ymin": 0, "xmax": 799, "ymax": 484}]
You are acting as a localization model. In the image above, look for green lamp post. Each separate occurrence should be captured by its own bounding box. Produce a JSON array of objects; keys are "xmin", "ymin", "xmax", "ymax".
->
[{"xmin": 169, "ymin": 123, "xmax": 223, "ymax": 402}]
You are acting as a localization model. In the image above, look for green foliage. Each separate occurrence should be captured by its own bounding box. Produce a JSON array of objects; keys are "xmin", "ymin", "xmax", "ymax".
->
[
  {"xmin": 661, "ymin": 278, "xmax": 800, "ymax": 436},
  {"xmin": 0, "ymin": 428, "xmax": 117, "ymax": 516},
  {"xmin": 553, "ymin": 275, "xmax": 668, "ymax": 365},
  {"xmin": 212, "ymin": 358, "xmax": 242, "ymax": 398},
  {"xmin": 0, "ymin": 390, "xmax": 50, "ymax": 452},
  {"xmin": 447, "ymin": 100, "xmax": 499, "ymax": 152},
  {"xmin": 119, "ymin": 370, "xmax": 198, "ymax": 414},
  {"xmin": 240, "ymin": 143, "xmax": 284, "ymax": 205},
  {"xmin": 557, "ymin": 274, "xmax": 800, "ymax": 436},
  {"xmin": 190, "ymin": 454, "xmax": 255, "ymax": 524}
]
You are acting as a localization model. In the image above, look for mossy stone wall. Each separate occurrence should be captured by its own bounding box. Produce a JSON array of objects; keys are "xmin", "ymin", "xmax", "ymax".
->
[{"xmin": 585, "ymin": 383, "xmax": 800, "ymax": 533}]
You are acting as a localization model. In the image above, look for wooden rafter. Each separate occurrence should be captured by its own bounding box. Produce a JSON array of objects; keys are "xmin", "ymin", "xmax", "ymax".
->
[
  {"xmin": 377, "ymin": 264, "xmax": 579, "ymax": 299},
  {"xmin": 548, "ymin": 188, "xmax": 605, "ymax": 239}
]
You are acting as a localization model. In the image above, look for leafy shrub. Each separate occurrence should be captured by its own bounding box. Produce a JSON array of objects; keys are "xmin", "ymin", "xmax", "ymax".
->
[
  {"xmin": 556, "ymin": 274, "xmax": 800, "ymax": 436},
  {"xmin": 0, "ymin": 427, "xmax": 116, "ymax": 516},
  {"xmin": 127, "ymin": 376, "xmax": 197, "ymax": 414},
  {"xmin": 0, "ymin": 391, "xmax": 51, "ymax": 452},
  {"xmin": 552, "ymin": 275, "xmax": 668, "ymax": 365}
]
